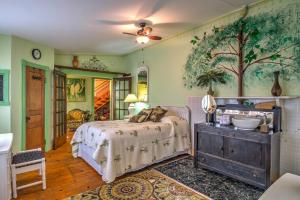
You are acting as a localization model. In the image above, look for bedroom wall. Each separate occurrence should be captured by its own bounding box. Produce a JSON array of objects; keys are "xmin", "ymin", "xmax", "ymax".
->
[
  {"xmin": 55, "ymin": 54, "xmax": 128, "ymax": 73},
  {"xmin": 124, "ymin": 0, "xmax": 300, "ymax": 107},
  {"xmin": 124, "ymin": 0, "xmax": 300, "ymax": 175},
  {"xmin": 0, "ymin": 34, "xmax": 12, "ymax": 133},
  {"xmin": 11, "ymin": 36, "xmax": 55, "ymax": 152}
]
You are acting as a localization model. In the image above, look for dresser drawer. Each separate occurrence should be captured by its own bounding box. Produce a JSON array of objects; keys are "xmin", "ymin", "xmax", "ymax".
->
[{"xmin": 198, "ymin": 152, "xmax": 267, "ymax": 188}]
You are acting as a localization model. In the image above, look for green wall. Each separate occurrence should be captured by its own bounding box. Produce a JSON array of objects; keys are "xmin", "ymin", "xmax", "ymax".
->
[
  {"xmin": 11, "ymin": 36, "xmax": 55, "ymax": 152},
  {"xmin": 55, "ymin": 54, "xmax": 128, "ymax": 73},
  {"xmin": 125, "ymin": 0, "xmax": 300, "ymax": 106},
  {"xmin": 0, "ymin": 34, "xmax": 12, "ymax": 133}
]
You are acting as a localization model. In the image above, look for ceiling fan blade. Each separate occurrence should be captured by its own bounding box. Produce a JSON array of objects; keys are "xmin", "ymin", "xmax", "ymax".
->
[
  {"xmin": 97, "ymin": 19, "xmax": 136, "ymax": 25},
  {"xmin": 136, "ymin": 0, "xmax": 168, "ymax": 19},
  {"xmin": 123, "ymin": 32, "xmax": 137, "ymax": 36},
  {"xmin": 148, "ymin": 35, "xmax": 162, "ymax": 40}
]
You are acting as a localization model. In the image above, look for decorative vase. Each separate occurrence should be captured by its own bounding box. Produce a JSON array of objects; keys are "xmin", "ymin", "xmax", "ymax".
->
[
  {"xmin": 271, "ymin": 71, "xmax": 282, "ymax": 96},
  {"xmin": 72, "ymin": 56, "xmax": 79, "ymax": 68}
]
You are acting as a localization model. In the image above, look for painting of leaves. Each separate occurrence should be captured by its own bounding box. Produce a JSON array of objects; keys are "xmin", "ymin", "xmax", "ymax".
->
[
  {"xmin": 67, "ymin": 78, "xmax": 86, "ymax": 102},
  {"xmin": 184, "ymin": 3, "xmax": 300, "ymax": 96}
]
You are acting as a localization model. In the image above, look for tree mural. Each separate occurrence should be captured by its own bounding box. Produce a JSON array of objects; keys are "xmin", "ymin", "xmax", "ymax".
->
[{"xmin": 184, "ymin": 6, "xmax": 300, "ymax": 96}]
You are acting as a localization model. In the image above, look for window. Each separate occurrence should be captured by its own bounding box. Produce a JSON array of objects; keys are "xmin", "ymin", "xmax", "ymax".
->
[{"xmin": 0, "ymin": 70, "xmax": 10, "ymax": 106}]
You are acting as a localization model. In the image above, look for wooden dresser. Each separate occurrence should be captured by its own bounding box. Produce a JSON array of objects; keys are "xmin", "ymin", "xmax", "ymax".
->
[
  {"xmin": 194, "ymin": 124, "xmax": 280, "ymax": 189},
  {"xmin": 0, "ymin": 133, "xmax": 13, "ymax": 200}
]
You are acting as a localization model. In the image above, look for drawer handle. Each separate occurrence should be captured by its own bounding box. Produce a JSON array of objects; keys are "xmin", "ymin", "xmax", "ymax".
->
[{"xmin": 253, "ymin": 173, "xmax": 257, "ymax": 177}]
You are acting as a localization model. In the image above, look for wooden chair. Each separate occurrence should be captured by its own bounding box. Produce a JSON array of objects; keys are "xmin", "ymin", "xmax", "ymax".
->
[{"xmin": 11, "ymin": 148, "xmax": 46, "ymax": 198}]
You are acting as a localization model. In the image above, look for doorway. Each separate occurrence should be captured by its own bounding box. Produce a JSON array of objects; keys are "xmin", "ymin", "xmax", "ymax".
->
[
  {"xmin": 93, "ymin": 79, "xmax": 111, "ymax": 121},
  {"xmin": 26, "ymin": 66, "xmax": 45, "ymax": 150}
]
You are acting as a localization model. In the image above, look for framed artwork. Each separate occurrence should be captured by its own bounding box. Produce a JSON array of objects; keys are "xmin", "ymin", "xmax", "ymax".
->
[
  {"xmin": 0, "ymin": 70, "xmax": 10, "ymax": 106},
  {"xmin": 67, "ymin": 78, "xmax": 86, "ymax": 102}
]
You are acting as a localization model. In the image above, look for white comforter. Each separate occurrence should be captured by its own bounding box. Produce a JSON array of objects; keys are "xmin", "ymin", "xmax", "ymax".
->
[{"xmin": 71, "ymin": 116, "xmax": 191, "ymax": 183}]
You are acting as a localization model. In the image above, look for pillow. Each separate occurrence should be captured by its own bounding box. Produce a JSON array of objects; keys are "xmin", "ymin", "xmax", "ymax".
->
[
  {"xmin": 138, "ymin": 108, "xmax": 153, "ymax": 121},
  {"xmin": 129, "ymin": 114, "xmax": 147, "ymax": 123},
  {"xmin": 129, "ymin": 108, "xmax": 153, "ymax": 123},
  {"xmin": 149, "ymin": 106, "xmax": 168, "ymax": 122}
]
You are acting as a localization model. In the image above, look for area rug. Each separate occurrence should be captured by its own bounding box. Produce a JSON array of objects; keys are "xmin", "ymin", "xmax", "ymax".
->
[
  {"xmin": 155, "ymin": 156, "xmax": 264, "ymax": 200},
  {"xmin": 66, "ymin": 169, "xmax": 210, "ymax": 200}
]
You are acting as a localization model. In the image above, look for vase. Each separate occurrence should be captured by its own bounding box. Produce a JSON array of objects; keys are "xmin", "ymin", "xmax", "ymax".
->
[
  {"xmin": 271, "ymin": 71, "xmax": 282, "ymax": 96},
  {"xmin": 72, "ymin": 56, "xmax": 79, "ymax": 68}
]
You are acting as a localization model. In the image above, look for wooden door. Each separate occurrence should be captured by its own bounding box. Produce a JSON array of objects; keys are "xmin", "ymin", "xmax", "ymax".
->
[
  {"xmin": 198, "ymin": 131, "xmax": 224, "ymax": 157},
  {"xmin": 53, "ymin": 70, "xmax": 67, "ymax": 149},
  {"xmin": 26, "ymin": 66, "xmax": 45, "ymax": 150},
  {"xmin": 112, "ymin": 77, "xmax": 132, "ymax": 120}
]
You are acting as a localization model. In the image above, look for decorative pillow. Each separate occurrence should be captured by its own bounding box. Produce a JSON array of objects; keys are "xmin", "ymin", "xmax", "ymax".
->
[
  {"xmin": 138, "ymin": 108, "xmax": 153, "ymax": 121},
  {"xmin": 129, "ymin": 114, "xmax": 147, "ymax": 123},
  {"xmin": 149, "ymin": 106, "xmax": 168, "ymax": 122},
  {"xmin": 129, "ymin": 108, "xmax": 153, "ymax": 123}
]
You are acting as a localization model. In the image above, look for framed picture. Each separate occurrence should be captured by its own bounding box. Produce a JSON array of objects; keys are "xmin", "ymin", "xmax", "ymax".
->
[
  {"xmin": 0, "ymin": 70, "xmax": 10, "ymax": 106},
  {"xmin": 67, "ymin": 78, "xmax": 86, "ymax": 102}
]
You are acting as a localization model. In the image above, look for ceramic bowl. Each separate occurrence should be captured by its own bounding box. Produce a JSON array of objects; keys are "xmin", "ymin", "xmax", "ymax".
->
[{"xmin": 232, "ymin": 117, "xmax": 261, "ymax": 130}]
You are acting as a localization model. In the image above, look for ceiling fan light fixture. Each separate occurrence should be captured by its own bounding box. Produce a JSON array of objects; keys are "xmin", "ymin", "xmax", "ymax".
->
[{"xmin": 136, "ymin": 36, "xmax": 149, "ymax": 44}]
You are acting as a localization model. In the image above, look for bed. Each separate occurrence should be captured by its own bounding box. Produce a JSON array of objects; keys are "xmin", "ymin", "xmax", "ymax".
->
[{"xmin": 71, "ymin": 106, "xmax": 191, "ymax": 183}]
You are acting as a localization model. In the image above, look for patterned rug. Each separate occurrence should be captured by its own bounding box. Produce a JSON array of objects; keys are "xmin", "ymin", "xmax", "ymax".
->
[
  {"xmin": 155, "ymin": 156, "xmax": 264, "ymax": 200},
  {"xmin": 66, "ymin": 169, "xmax": 210, "ymax": 200}
]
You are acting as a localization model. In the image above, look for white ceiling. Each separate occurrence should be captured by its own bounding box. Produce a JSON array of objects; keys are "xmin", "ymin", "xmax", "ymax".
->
[{"xmin": 0, "ymin": 0, "xmax": 256, "ymax": 55}]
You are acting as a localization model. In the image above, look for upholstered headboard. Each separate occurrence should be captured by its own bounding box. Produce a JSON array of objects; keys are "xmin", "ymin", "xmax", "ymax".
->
[{"xmin": 160, "ymin": 106, "xmax": 191, "ymax": 125}]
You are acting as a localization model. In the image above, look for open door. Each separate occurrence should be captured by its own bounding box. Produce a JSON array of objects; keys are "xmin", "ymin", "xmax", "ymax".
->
[
  {"xmin": 53, "ymin": 70, "xmax": 67, "ymax": 149},
  {"xmin": 113, "ymin": 76, "xmax": 132, "ymax": 120}
]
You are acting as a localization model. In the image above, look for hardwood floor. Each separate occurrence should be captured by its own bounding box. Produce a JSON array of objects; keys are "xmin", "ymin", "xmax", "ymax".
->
[
  {"xmin": 16, "ymin": 133, "xmax": 104, "ymax": 200},
  {"xmin": 15, "ymin": 132, "xmax": 188, "ymax": 200}
]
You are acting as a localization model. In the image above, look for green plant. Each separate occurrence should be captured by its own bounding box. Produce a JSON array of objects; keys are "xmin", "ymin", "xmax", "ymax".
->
[{"xmin": 196, "ymin": 69, "xmax": 227, "ymax": 94}]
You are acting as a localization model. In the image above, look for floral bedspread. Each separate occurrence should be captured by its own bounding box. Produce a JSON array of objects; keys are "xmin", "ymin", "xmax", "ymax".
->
[{"xmin": 71, "ymin": 116, "xmax": 191, "ymax": 183}]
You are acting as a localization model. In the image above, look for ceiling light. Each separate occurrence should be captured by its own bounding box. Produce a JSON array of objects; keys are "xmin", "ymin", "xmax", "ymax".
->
[{"xmin": 136, "ymin": 36, "xmax": 149, "ymax": 44}]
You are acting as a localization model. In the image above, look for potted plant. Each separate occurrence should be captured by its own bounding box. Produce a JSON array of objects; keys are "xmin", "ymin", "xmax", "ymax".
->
[{"xmin": 197, "ymin": 69, "xmax": 227, "ymax": 96}]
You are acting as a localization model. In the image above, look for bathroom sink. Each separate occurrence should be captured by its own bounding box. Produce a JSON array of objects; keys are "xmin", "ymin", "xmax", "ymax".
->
[{"xmin": 232, "ymin": 117, "xmax": 261, "ymax": 130}]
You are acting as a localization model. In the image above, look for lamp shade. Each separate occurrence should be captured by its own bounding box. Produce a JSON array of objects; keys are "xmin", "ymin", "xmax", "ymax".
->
[
  {"xmin": 136, "ymin": 36, "xmax": 149, "ymax": 44},
  {"xmin": 124, "ymin": 94, "xmax": 138, "ymax": 103}
]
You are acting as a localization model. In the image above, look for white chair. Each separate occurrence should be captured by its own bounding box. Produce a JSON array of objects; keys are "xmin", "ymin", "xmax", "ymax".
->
[{"xmin": 11, "ymin": 148, "xmax": 46, "ymax": 198}]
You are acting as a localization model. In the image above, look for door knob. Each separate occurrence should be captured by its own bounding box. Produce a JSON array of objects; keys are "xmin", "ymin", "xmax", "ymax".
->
[{"xmin": 26, "ymin": 116, "xmax": 31, "ymax": 121}]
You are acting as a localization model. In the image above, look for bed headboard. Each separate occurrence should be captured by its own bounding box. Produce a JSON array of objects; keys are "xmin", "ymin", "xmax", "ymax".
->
[{"xmin": 160, "ymin": 106, "xmax": 191, "ymax": 125}]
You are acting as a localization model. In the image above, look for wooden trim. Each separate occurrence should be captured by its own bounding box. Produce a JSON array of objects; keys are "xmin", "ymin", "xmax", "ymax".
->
[{"xmin": 54, "ymin": 65, "xmax": 130, "ymax": 76}]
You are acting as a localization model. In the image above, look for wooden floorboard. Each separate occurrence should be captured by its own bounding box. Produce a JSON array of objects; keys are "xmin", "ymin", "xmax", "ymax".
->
[
  {"xmin": 15, "ymin": 132, "xmax": 188, "ymax": 200},
  {"xmin": 16, "ymin": 133, "xmax": 104, "ymax": 200}
]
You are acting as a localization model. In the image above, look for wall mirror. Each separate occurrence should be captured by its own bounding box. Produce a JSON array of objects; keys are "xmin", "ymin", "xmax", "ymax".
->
[{"xmin": 136, "ymin": 65, "xmax": 148, "ymax": 102}]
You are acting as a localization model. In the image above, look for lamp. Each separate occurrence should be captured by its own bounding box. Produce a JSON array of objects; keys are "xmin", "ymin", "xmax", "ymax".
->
[
  {"xmin": 124, "ymin": 94, "xmax": 138, "ymax": 116},
  {"xmin": 136, "ymin": 36, "xmax": 149, "ymax": 44}
]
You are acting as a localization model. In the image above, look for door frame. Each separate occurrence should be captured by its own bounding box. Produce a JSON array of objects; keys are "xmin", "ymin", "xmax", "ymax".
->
[
  {"xmin": 91, "ymin": 77, "xmax": 112, "ymax": 120},
  {"xmin": 21, "ymin": 60, "xmax": 50, "ymax": 151}
]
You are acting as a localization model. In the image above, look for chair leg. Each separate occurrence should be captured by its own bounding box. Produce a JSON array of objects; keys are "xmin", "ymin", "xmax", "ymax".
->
[
  {"xmin": 41, "ymin": 159, "xmax": 46, "ymax": 190},
  {"xmin": 11, "ymin": 165, "xmax": 17, "ymax": 198}
]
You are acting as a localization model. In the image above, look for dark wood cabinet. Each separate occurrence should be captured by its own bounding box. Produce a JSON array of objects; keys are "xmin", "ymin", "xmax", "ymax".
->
[{"xmin": 194, "ymin": 123, "xmax": 280, "ymax": 189}]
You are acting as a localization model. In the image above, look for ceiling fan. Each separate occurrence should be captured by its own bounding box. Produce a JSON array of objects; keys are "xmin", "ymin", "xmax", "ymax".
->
[{"xmin": 122, "ymin": 22, "xmax": 162, "ymax": 44}]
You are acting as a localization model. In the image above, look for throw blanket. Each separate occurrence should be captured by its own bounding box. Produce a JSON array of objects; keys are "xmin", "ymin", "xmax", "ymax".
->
[{"xmin": 71, "ymin": 116, "xmax": 191, "ymax": 183}]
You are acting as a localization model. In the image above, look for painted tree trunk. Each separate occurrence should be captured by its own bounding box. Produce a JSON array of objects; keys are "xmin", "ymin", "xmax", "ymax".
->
[{"xmin": 238, "ymin": 27, "xmax": 244, "ymax": 97}]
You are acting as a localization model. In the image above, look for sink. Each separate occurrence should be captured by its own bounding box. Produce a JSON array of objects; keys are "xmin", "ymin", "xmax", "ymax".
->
[
  {"xmin": 0, "ymin": 133, "xmax": 13, "ymax": 154},
  {"xmin": 232, "ymin": 118, "xmax": 261, "ymax": 130}
]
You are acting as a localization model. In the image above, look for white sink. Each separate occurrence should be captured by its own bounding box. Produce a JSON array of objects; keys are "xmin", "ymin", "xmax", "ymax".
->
[
  {"xmin": 232, "ymin": 118, "xmax": 261, "ymax": 130},
  {"xmin": 0, "ymin": 133, "xmax": 13, "ymax": 154}
]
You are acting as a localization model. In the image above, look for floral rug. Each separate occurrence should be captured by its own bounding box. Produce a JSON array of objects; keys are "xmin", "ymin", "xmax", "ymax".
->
[{"xmin": 65, "ymin": 169, "xmax": 209, "ymax": 200}]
